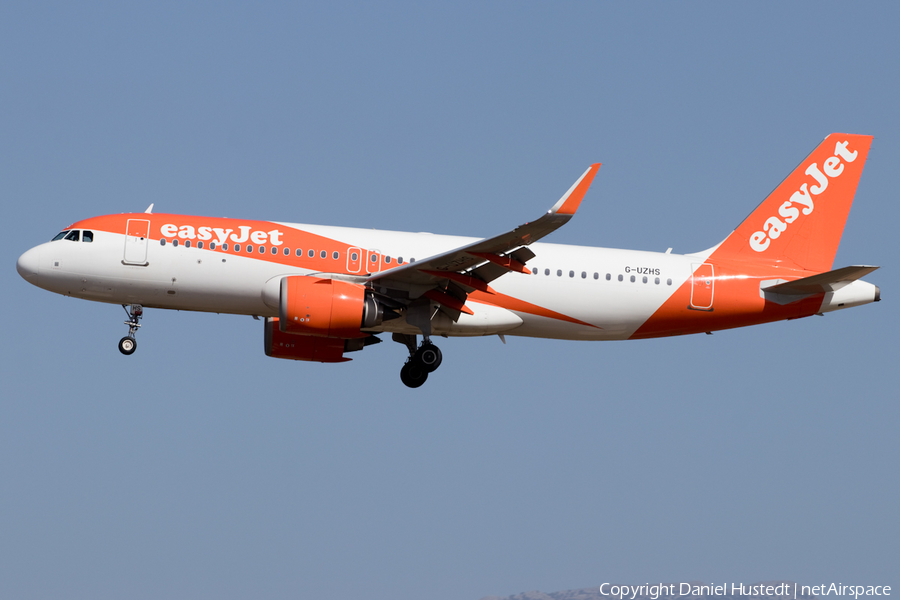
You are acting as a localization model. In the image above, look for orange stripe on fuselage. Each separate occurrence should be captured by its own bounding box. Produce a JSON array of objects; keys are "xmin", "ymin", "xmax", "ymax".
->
[
  {"xmin": 74, "ymin": 213, "xmax": 605, "ymax": 331},
  {"xmin": 68, "ymin": 213, "xmax": 408, "ymax": 275},
  {"xmin": 69, "ymin": 213, "xmax": 601, "ymax": 330},
  {"xmin": 630, "ymin": 259, "xmax": 824, "ymax": 339}
]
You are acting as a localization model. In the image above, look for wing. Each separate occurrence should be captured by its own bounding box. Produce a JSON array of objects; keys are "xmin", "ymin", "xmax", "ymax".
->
[{"xmin": 367, "ymin": 163, "xmax": 600, "ymax": 320}]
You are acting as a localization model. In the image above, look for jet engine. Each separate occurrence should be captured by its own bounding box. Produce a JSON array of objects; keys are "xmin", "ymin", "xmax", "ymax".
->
[
  {"xmin": 278, "ymin": 276, "xmax": 382, "ymax": 338},
  {"xmin": 264, "ymin": 276, "xmax": 385, "ymax": 363}
]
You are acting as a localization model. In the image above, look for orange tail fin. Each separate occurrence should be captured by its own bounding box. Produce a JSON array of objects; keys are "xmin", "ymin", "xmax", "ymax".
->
[{"xmin": 710, "ymin": 134, "xmax": 872, "ymax": 272}]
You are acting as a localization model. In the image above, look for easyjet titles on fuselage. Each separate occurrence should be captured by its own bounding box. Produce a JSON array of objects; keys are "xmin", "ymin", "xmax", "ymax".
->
[{"xmin": 159, "ymin": 224, "xmax": 284, "ymax": 246}]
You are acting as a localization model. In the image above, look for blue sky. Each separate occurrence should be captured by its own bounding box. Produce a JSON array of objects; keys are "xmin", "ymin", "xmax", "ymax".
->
[{"xmin": 2, "ymin": 3, "xmax": 898, "ymax": 600}]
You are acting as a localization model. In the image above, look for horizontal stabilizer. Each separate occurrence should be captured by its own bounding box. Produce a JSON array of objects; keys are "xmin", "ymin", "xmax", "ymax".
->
[{"xmin": 762, "ymin": 265, "xmax": 879, "ymax": 296}]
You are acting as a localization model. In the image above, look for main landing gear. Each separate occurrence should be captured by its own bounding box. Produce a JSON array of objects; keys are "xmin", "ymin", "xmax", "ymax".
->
[
  {"xmin": 394, "ymin": 333, "xmax": 443, "ymax": 388},
  {"xmin": 118, "ymin": 304, "xmax": 143, "ymax": 355}
]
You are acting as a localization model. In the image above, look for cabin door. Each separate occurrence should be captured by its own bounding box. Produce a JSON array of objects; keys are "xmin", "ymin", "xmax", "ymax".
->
[
  {"xmin": 690, "ymin": 263, "xmax": 714, "ymax": 311},
  {"xmin": 123, "ymin": 219, "xmax": 151, "ymax": 266}
]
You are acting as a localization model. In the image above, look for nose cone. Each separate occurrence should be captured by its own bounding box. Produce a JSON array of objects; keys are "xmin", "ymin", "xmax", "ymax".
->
[{"xmin": 16, "ymin": 246, "xmax": 42, "ymax": 283}]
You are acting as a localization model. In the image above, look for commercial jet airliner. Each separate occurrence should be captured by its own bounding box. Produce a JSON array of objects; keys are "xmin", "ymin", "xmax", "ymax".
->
[{"xmin": 17, "ymin": 134, "xmax": 880, "ymax": 387}]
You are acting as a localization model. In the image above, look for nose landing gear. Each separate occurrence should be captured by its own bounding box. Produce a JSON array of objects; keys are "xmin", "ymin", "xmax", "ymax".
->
[
  {"xmin": 394, "ymin": 333, "xmax": 443, "ymax": 388},
  {"xmin": 119, "ymin": 304, "xmax": 143, "ymax": 355}
]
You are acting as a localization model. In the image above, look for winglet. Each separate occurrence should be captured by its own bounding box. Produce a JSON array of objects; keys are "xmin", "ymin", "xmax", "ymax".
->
[
  {"xmin": 144, "ymin": 204, "xmax": 154, "ymax": 214},
  {"xmin": 548, "ymin": 163, "xmax": 601, "ymax": 216}
]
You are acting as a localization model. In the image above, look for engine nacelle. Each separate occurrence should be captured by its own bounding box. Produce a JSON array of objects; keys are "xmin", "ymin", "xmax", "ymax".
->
[
  {"xmin": 265, "ymin": 317, "xmax": 351, "ymax": 362},
  {"xmin": 279, "ymin": 276, "xmax": 382, "ymax": 338}
]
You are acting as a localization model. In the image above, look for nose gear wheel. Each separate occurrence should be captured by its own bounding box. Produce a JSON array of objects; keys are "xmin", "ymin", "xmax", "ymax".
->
[
  {"xmin": 119, "ymin": 304, "xmax": 143, "ymax": 355},
  {"xmin": 118, "ymin": 336, "xmax": 137, "ymax": 355}
]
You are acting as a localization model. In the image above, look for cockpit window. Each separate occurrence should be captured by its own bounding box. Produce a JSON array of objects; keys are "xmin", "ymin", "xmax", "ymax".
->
[
  {"xmin": 64, "ymin": 230, "xmax": 80, "ymax": 242},
  {"xmin": 82, "ymin": 230, "xmax": 94, "ymax": 243},
  {"xmin": 52, "ymin": 231, "xmax": 69, "ymax": 241}
]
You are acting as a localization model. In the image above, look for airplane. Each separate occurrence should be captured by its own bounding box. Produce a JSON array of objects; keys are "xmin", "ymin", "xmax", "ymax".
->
[{"xmin": 16, "ymin": 133, "xmax": 880, "ymax": 388}]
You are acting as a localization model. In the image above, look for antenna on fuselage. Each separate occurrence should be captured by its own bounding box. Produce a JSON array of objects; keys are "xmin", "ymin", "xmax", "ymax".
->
[{"xmin": 144, "ymin": 204, "xmax": 154, "ymax": 214}]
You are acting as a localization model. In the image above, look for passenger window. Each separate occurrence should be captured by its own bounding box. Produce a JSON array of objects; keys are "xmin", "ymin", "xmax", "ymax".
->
[
  {"xmin": 173, "ymin": 239, "xmax": 179, "ymax": 247},
  {"xmin": 64, "ymin": 230, "xmax": 80, "ymax": 242},
  {"xmin": 308, "ymin": 249, "xmax": 314, "ymax": 258},
  {"xmin": 296, "ymin": 249, "xmax": 302, "ymax": 257},
  {"xmin": 160, "ymin": 239, "xmax": 166, "ymax": 246},
  {"xmin": 410, "ymin": 258, "xmax": 415, "ymax": 263},
  {"xmin": 532, "ymin": 268, "xmax": 538, "ymax": 274},
  {"xmin": 630, "ymin": 275, "xmax": 635, "ymax": 282},
  {"xmin": 557, "ymin": 269, "xmax": 562, "ymax": 277},
  {"xmin": 271, "ymin": 247, "xmax": 277, "ymax": 255},
  {"xmin": 82, "ymin": 231, "xmax": 93, "ymax": 242},
  {"xmin": 185, "ymin": 240, "xmax": 191, "ymax": 248},
  {"xmin": 258, "ymin": 246, "xmax": 264, "ymax": 253},
  {"xmin": 351, "ymin": 252, "xmax": 358, "ymax": 261},
  {"xmin": 210, "ymin": 242, "xmax": 216, "ymax": 250},
  {"xmin": 370, "ymin": 254, "xmax": 377, "ymax": 262},
  {"xmin": 642, "ymin": 276, "xmax": 647, "ymax": 283},
  {"xmin": 667, "ymin": 278, "xmax": 672, "ymax": 285},
  {"xmin": 617, "ymin": 274, "xmax": 623, "ymax": 282},
  {"xmin": 606, "ymin": 273, "xmax": 611, "ymax": 281},
  {"xmin": 397, "ymin": 257, "xmax": 403, "ymax": 264},
  {"xmin": 52, "ymin": 231, "xmax": 68, "ymax": 241},
  {"xmin": 234, "ymin": 244, "xmax": 240, "ymax": 252},
  {"xmin": 569, "ymin": 270, "xmax": 574, "ymax": 278},
  {"xmin": 385, "ymin": 256, "xmax": 392, "ymax": 264},
  {"xmin": 655, "ymin": 277, "xmax": 660, "ymax": 284},
  {"xmin": 593, "ymin": 272, "xmax": 599, "ymax": 280},
  {"xmin": 197, "ymin": 241, "xmax": 203, "ymax": 249},
  {"xmin": 322, "ymin": 250, "xmax": 328, "ymax": 259},
  {"xmin": 222, "ymin": 243, "xmax": 228, "ymax": 251},
  {"xmin": 544, "ymin": 268, "xmax": 550, "ymax": 276},
  {"xmin": 283, "ymin": 248, "xmax": 290, "ymax": 256},
  {"xmin": 333, "ymin": 251, "xmax": 339, "ymax": 260},
  {"xmin": 581, "ymin": 271, "xmax": 587, "ymax": 279}
]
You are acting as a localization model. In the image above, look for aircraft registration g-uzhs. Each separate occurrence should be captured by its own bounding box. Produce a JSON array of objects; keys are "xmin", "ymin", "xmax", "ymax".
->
[{"xmin": 17, "ymin": 134, "xmax": 881, "ymax": 387}]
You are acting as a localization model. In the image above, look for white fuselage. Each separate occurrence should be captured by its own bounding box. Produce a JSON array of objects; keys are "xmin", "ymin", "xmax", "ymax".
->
[{"xmin": 18, "ymin": 222, "xmax": 706, "ymax": 341}]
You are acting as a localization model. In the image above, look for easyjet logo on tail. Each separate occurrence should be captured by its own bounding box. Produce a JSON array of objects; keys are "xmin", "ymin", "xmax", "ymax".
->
[
  {"xmin": 159, "ymin": 224, "xmax": 284, "ymax": 246},
  {"xmin": 749, "ymin": 140, "xmax": 858, "ymax": 252}
]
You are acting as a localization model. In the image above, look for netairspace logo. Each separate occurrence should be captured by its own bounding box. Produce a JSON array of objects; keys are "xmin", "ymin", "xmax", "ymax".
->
[{"xmin": 598, "ymin": 583, "xmax": 891, "ymax": 600}]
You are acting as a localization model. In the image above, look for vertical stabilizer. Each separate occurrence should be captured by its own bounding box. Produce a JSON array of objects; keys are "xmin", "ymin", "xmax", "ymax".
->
[{"xmin": 710, "ymin": 134, "xmax": 872, "ymax": 272}]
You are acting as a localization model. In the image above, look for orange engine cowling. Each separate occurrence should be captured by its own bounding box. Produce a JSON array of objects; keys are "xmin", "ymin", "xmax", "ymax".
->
[
  {"xmin": 279, "ymin": 276, "xmax": 381, "ymax": 338},
  {"xmin": 264, "ymin": 317, "xmax": 351, "ymax": 363}
]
